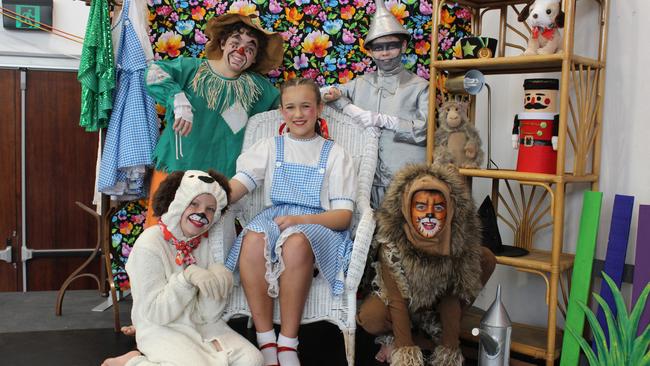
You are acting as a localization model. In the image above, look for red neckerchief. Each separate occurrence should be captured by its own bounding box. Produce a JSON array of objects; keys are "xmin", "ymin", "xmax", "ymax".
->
[
  {"xmin": 159, "ymin": 220, "xmax": 208, "ymax": 266},
  {"xmin": 532, "ymin": 25, "xmax": 556, "ymax": 40}
]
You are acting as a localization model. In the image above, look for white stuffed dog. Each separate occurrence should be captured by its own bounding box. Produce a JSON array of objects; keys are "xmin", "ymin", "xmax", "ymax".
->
[{"xmin": 519, "ymin": 0, "xmax": 565, "ymax": 55}]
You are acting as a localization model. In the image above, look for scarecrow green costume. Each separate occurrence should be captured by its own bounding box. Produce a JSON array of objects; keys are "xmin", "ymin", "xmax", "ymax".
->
[{"xmin": 146, "ymin": 57, "xmax": 279, "ymax": 177}]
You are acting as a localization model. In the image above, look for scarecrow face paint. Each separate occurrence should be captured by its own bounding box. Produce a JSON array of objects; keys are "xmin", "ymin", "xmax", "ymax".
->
[
  {"xmin": 410, "ymin": 190, "xmax": 447, "ymax": 238},
  {"xmin": 180, "ymin": 193, "xmax": 217, "ymax": 238},
  {"xmin": 220, "ymin": 30, "xmax": 258, "ymax": 73}
]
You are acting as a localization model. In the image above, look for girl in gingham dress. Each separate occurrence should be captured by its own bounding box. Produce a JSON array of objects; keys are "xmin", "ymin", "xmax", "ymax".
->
[{"xmin": 226, "ymin": 78, "xmax": 356, "ymax": 366}]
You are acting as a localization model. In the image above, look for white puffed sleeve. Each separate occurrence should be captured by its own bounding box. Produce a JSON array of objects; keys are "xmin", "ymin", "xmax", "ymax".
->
[
  {"xmin": 232, "ymin": 138, "xmax": 273, "ymax": 193},
  {"xmin": 327, "ymin": 144, "xmax": 356, "ymax": 211}
]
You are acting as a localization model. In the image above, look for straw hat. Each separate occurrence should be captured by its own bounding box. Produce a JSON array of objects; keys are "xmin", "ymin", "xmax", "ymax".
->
[
  {"xmin": 364, "ymin": 0, "xmax": 410, "ymax": 46},
  {"xmin": 205, "ymin": 14, "xmax": 284, "ymax": 74}
]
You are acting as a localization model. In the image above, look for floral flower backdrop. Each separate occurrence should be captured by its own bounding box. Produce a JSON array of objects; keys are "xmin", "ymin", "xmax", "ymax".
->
[
  {"xmin": 147, "ymin": 0, "xmax": 472, "ymax": 86},
  {"xmin": 110, "ymin": 200, "xmax": 147, "ymax": 291},
  {"xmin": 109, "ymin": 1, "xmax": 472, "ymax": 290}
]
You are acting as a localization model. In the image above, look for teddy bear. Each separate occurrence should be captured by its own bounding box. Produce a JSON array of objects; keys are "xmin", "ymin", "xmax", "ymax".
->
[
  {"xmin": 519, "ymin": 0, "xmax": 565, "ymax": 55},
  {"xmin": 434, "ymin": 100, "xmax": 484, "ymax": 169}
]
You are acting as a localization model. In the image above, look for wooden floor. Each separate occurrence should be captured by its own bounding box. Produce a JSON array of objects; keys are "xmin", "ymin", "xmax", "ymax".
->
[{"xmin": 0, "ymin": 290, "xmax": 547, "ymax": 365}]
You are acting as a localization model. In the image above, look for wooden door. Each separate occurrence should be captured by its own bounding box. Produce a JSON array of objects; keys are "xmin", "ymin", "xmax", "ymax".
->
[
  {"xmin": 0, "ymin": 69, "xmax": 21, "ymax": 291},
  {"xmin": 23, "ymin": 70, "xmax": 100, "ymax": 291}
]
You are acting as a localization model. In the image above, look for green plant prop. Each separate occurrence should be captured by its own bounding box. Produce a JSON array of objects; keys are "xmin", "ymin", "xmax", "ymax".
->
[{"xmin": 566, "ymin": 272, "xmax": 650, "ymax": 365}]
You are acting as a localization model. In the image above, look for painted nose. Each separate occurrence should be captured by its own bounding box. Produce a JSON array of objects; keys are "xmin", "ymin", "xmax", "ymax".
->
[{"xmin": 236, "ymin": 47, "xmax": 246, "ymax": 55}]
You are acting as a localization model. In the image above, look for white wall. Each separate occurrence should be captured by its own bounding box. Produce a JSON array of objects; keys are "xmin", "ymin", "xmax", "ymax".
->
[
  {"xmin": 0, "ymin": 0, "xmax": 89, "ymax": 69},
  {"xmin": 3, "ymin": 0, "xmax": 648, "ymax": 329},
  {"xmin": 472, "ymin": 0, "xmax": 650, "ymax": 328}
]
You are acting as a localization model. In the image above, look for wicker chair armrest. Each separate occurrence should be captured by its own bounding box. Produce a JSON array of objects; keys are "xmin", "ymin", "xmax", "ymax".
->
[{"xmin": 344, "ymin": 206, "xmax": 375, "ymax": 292}]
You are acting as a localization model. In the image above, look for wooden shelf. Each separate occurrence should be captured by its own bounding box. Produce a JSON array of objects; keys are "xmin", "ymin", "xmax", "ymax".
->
[
  {"xmin": 432, "ymin": 53, "xmax": 604, "ymax": 75},
  {"xmin": 458, "ymin": 168, "xmax": 598, "ymax": 184},
  {"xmin": 454, "ymin": 0, "xmax": 530, "ymax": 7},
  {"xmin": 460, "ymin": 307, "xmax": 563, "ymax": 360},
  {"xmin": 453, "ymin": 0, "xmax": 607, "ymax": 13},
  {"xmin": 497, "ymin": 249, "xmax": 575, "ymax": 272},
  {"xmin": 429, "ymin": 1, "xmax": 609, "ymax": 364}
]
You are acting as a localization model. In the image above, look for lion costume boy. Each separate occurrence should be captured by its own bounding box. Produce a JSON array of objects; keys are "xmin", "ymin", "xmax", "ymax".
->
[{"xmin": 357, "ymin": 163, "xmax": 496, "ymax": 365}]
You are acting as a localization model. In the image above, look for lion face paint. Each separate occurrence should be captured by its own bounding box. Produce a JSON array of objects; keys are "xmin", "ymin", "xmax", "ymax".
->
[{"xmin": 410, "ymin": 190, "xmax": 447, "ymax": 238}]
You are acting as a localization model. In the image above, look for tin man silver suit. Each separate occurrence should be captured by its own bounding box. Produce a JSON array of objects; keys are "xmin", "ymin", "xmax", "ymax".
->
[{"xmin": 330, "ymin": 66, "xmax": 429, "ymax": 208}]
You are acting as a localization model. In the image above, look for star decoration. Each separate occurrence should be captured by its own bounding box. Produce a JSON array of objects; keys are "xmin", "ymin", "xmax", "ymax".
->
[{"xmin": 462, "ymin": 41, "xmax": 477, "ymax": 57}]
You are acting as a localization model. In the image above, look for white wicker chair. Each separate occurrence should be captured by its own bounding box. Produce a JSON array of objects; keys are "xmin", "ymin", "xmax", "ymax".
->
[{"xmin": 217, "ymin": 105, "xmax": 378, "ymax": 366}]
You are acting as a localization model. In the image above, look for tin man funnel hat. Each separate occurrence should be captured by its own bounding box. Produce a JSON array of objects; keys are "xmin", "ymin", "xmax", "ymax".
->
[{"xmin": 364, "ymin": 0, "xmax": 410, "ymax": 46}]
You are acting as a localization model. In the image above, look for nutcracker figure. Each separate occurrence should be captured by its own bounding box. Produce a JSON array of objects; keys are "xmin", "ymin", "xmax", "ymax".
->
[{"xmin": 512, "ymin": 78, "xmax": 559, "ymax": 174}]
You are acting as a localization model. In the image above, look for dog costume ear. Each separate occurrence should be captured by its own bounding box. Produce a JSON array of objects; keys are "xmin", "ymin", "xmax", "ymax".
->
[
  {"xmin": 518, "ymin": 1, "xmax": 534, "ymax": 22},
  {"xmin": 556, "ymin": 9, "xmax": 565, "ymax": 28},
  {"xmin": 152, "ymin": 171, "xmax": 185, "ymax": 217}
]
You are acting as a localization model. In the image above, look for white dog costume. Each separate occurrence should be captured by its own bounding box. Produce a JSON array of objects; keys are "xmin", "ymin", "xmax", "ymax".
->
[{"xmin": 126, "ymin": 170, "xmax": 263, "ymax": 366}]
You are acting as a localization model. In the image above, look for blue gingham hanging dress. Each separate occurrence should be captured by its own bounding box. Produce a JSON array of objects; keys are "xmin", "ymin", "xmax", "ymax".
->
[
  {"xmin": 97, "ymin": 0, "xmax": 158, "ymax": 198},
  {"xmin": 226, "ymin": 136, "xmax": 353, "ymax": 296}
]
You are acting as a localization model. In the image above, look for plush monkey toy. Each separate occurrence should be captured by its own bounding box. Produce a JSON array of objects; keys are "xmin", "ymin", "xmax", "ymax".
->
[{"xmin": 434, "ymin": 101, "xmax": 484, "ymax": 169}]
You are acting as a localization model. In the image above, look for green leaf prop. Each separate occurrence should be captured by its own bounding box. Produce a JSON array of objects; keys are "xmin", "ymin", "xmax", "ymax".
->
[{"xmin": 567, "ymin": 272, "xmax": 650, "ymax": 365}]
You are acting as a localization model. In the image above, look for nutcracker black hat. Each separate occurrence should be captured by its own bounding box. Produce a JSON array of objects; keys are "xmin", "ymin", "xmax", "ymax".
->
[{"xmin": 523, "ymin": 78, "xmax": 559, "ymax": 90}]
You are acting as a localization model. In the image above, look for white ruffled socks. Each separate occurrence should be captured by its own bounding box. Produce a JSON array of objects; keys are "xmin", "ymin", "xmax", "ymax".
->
[
  {"xmin": 256, "ymin": 330, "xmax": 278, "ymax": 366},
  {"xmin": 277, "ymin": 334, "xmax": 300, "ymax": 366}
]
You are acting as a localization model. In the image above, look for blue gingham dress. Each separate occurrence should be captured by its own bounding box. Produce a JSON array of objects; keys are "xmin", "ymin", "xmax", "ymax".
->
[
  {"xmin": 226, "ymin": 136, "xmax": 353, "ymax": 296},
  {"xmin": 97, "ymin": 0, "xmax": 158, "ymax": 198}
]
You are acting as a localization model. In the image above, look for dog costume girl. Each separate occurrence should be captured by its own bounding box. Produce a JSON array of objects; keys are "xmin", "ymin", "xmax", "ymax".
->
[{"xmin": 125, "ymin": 170, "xmax": 263, "ymax": 366}]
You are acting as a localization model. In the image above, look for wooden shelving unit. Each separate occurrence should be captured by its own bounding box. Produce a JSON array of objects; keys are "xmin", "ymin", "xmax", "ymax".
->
[
  {"xmin": 431, "ymin": 53, "xmax": 604, "ymax": 75},
  {"xmin": 427, "ymin": 0, "xmax": 611, "ymax": 364}
]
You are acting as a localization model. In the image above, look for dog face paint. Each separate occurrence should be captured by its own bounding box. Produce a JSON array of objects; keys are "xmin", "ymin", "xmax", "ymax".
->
[
  {"xmin": 188, "ymin": 213, "xmax": 209, "ymax": 226},
  {"xmin": 180, "ymin": 193, "xmax": 217, "ymax": 238},
  {"xmin": 410, "ymin": 190, "xmax": 447, "ymax": 239}
]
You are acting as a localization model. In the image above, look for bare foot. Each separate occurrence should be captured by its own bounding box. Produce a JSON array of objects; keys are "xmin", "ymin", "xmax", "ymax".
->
[
  {"xmin": 374, "ymin": 343, "xmax": 394, "ymax": 363},
  {"xmin": 121, "ymin": 325, "xmax": 136, "ymax": 337},
  {"xmin": 212, "ymin": 339, "xmax": 223, "ymax": 352},
  {"xmin": 101, "ymin": 350, "xmax": 141, "ymax": 366}
]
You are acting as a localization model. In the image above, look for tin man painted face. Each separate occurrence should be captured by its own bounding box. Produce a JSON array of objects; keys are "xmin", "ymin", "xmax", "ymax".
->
[{"xmin": 410, "ymin": 190, "xmax": 447, "ymax": 238}]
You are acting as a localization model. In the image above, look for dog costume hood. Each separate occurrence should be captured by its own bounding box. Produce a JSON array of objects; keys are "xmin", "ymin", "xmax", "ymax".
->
[
  {"xmin": 373, "ymin": 163, "xmax": 483, "ymax": 312},
  {"xmin": 160, "ymin": 170, "xmax": 229, "ymax": 242}
]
